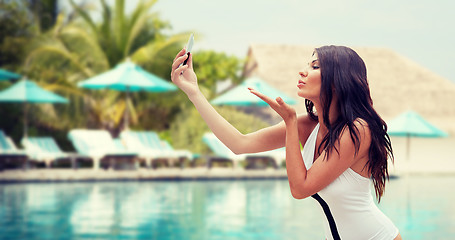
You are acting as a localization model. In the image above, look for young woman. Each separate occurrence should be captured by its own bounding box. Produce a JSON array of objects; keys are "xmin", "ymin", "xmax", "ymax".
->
[{"xmin": 171, "ymin": 45, "xmax": 402, "ymax": 240}]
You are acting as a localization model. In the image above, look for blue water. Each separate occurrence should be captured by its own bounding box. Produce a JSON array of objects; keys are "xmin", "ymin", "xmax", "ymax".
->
[{"xmin": 0, "ymin": 175, "xmax": 454, "ymax": 239}]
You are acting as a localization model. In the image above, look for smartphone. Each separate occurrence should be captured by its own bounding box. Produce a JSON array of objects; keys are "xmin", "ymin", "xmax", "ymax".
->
[{"xmin": 182, "ymin": 33, "xmax": 194, "ymax": 66}]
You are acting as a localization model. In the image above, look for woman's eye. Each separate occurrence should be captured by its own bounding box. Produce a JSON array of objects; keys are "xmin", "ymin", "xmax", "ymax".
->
[{"xmin": 312, "ymin": 65, "xmax": 320, "ymax": 69}]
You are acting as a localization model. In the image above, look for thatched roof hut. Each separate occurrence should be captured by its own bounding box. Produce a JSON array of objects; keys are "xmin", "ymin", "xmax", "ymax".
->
[{"xmin": 243, "ymin": 44, "xmax": 455, "ymax": 134}]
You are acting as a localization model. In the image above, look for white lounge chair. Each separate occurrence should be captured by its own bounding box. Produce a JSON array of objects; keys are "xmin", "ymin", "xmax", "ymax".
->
[
  {"xmin": 0, "ymin": 130, "xmax": 28, "ymax": 170},
  {"xmin": 68, "ymin": 129, "xmax": 137, "ymax": 170},
  {"xmin": 21, "ymin": 136, "xmax": 91, "ymax": 169},
  {"xmin": 120, "ymin": 131, "xmax": 193, "ymax": 168},
  {"xmin": 202, "ymin": 132, "xmax": 286, "ymax": 169}
]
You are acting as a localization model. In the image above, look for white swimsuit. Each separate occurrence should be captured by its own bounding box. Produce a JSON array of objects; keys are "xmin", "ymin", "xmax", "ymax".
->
[{"xmin": 302, "ymin": 124, "xmax": 399, "ymax": 240}]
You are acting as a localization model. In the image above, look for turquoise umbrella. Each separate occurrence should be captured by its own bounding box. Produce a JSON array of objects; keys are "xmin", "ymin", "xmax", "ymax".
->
[
  {"xmin": 78, "ymin": 59, "xmax": 177, "ymax": 129},
  {"xmin": 78, "ymin": 60, "xmax": 176, "ymax": 92},
  {"xmin": 387, "ymin": 110, "xmax": 448, "ymax": 161},
  {"xmin": 0, "ymin": 79, "xmax": 68, "ymax": 138},
  {"xmin": 0, "ymin": 69, "xmax": 21, "ymax": 81},
  {"xmin": 211, "ymin": 77, "xmax": 297, "ymax": 106}
]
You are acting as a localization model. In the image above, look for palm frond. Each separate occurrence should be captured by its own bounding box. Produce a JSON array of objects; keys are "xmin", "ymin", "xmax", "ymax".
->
[
  {"xmin": 61, "ymin": 25, "xmax": 110, "ymax": 70},
  {"xmin": 124, "ymin": 13, "xmax": 148, "ymax": 56},
  {"xmin": 69, "ymin": 0, "xmax": 98, "ymax": 34},
  {"xmin": 128, "ymin": 0, "xmax": 158, "ymax": 26},
  {"xmin": 99, "ymin": 0, "xmax": 112, "ymax": 47},
  {"xmin": 40, "ymin": 83, "xmax": 86, "ymax": 97},
  {"xmin": 131, "ymin": 33, "xmax": 191, "ymax": 64},
  {"xmin": 25, "ymin": 45, "xmax": 93, "ymax": 77},
  {"xmin": 52, "ymin": 13, "xmax": 67, "ymax": 37},
  {"xmin": 114, "ymin": 0, "xmax": 126, "ymax": 51}
]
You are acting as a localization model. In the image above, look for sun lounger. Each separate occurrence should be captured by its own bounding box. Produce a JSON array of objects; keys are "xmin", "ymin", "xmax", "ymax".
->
[
  {"xmin": 202, "ymin": 132, "xmax": 245, "ymax": 168},
  {"xmin": 21, "ymin": 137, "xmax": 91, "ymax": 169},
  {"xmin": 68, "ymin": 129, "xmax": 138, "ymax": 170},
  {"xmin": 112, "ymin": 138, "xmax": 127, "ymax": 150},
  {"xmin": 248, "ymin": 148, "xmax": 286, "ymax": 168},
  {"xmin": 0, "ymin": 130, "xmax": 28, "ymax": 170},
  {"xmin": 120, "ymin": 131, "xmax": 194, "ymax": 168},
  {"xmin": 202, "ymin": 132, "xmax": 286, "ymax": 169},
  {"xmin": 161, "ymin": 140, "xmax": 194, "ymax": 161}
]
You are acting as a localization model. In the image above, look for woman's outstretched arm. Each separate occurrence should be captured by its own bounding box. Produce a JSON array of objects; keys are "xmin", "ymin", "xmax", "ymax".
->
[{"xmin": 171, "ymin": 49, "xmax": 287, "ymax": 154}]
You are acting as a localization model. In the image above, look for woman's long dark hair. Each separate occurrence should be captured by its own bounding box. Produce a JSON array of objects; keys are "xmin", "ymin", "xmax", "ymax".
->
[{"xmin": 305, "ymin": 45, "xmax": 393, "ymax": 202}]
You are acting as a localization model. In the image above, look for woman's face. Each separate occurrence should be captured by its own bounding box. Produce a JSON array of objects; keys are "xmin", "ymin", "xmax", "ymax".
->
[{"xmin": 297, "ymin": 52, "xmax": 321, "ymax": 102}]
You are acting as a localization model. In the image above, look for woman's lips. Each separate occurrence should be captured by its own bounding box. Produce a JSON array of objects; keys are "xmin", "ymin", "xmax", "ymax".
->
[{"xmin": 297, "ymin": 80, "xmax": 305, "ymax": 88}]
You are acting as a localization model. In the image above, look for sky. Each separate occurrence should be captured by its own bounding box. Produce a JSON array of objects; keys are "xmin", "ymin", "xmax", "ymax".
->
[{"xmin": 61, "ymin": 0, "xmax": 455, "ymax": 83}]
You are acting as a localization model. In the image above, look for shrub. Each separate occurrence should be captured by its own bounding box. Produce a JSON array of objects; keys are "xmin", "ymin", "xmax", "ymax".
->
[{"xmin": 168, "ymin": 105, "xmax": 270, "ymax": 154}]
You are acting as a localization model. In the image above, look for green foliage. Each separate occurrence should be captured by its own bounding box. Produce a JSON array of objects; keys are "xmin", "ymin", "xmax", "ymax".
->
[
  {"xmin": 168, "ymin": 104, "xmax": 270, "ymax": 154},
  {"xmin": 68, "ymin": 0, "xmax": 172, "ymax": 67},
  {"xmin": 23, "ymin": 0, "xmax": 189, "ymax": 135},
  {"xmin": 0, "ymin": 0, "xmax": 61, "ymax": 144},
  {"xmin": 0, "ymin": 0, "xmax": 248, "ymax": 154},
  {"xmin": 0, "ymin": 0, "xmax": 57, "ymax": 68},
  {"xmin": 0, "ymin": 0, "xmax": 37, "ymax": 68},
  {"xmin": 193, "ymin": 50, "xmax": 244, "ymax": 94},
  {"xmin": 29, "ymin": 0, "xmax": 58, "ymax": 32}
]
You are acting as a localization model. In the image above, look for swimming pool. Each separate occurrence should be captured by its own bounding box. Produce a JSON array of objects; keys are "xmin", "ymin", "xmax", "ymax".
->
[{"xmin": 0, "ymin": 175, "xmax": 454, "ymax": 239}]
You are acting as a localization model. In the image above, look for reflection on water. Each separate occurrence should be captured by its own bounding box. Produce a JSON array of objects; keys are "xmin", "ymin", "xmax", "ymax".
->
[
  {"xmin": 0, "ymin": 176, "xmax": 454, "ymax": 239},
  {"xmin": 378, "ymin": 175, "xmax": 455, "ymax": 239}
]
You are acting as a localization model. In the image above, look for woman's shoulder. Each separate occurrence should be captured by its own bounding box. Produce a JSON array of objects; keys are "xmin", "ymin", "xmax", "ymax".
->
[
  {"xmin": 297, "ymin": 114, "xmax": 318, "ymax": 128},
  {"xmin": 346, "ymin": 118, "xmax": 372, "ymax": 151},
  {"xmin": 352, "ymin": 118, "xmax": 371, "ymax": 135},
  {"xmin": 297, "ymin": 114, "xmax": 319, "ymax": 142},
  {"xmin": 339, "ymin": 118, "xmax": 371, "ymax": 141},
  {"xmin": 354, "ymin": 117, "xmax": 368, "ymax": 126}
]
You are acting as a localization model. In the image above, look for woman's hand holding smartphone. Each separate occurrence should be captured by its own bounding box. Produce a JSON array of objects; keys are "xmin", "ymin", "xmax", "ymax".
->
[
  {"xmin": 180, "ymin": 33, "xmax": 194, "ymax": 67},
  {"xmin": 171, "ymin": 33, "xmax": 199, "ymax": 97}
]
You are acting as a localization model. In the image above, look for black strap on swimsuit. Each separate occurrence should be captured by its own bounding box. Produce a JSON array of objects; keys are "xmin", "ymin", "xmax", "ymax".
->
[{"xmin": 312, "ymin": 193, "xmax": 341, "ymax": 240}]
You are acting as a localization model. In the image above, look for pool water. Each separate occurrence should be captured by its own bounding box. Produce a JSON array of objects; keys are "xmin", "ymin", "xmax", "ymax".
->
[{"xmin": 0, "ymin": 175, "xmax": 454, "ymax": 239}]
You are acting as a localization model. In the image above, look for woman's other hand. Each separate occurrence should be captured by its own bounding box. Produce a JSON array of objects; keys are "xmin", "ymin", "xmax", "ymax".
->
[
  {"xmin": 249, "ymin": 88, "xmax": 297, "ymax": 123},
  {"xmin": 171, "ymin": 48, "xmax": 199, "ymax": 97}
]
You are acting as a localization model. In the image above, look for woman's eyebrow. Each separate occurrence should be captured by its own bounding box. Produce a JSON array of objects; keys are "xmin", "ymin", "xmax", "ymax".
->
[{"xmin": 307, "ymin": 59, "xmax": 319, "ymax": 65}]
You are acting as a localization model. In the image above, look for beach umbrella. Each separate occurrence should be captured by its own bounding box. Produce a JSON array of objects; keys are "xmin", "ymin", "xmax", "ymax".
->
[
  {"xmin": 0, "ymin": 69, "xmax": 21, "ymax": 81},
  {"xmin": 387, "ymin": 110, "xmax": 448, "ymax": 161},
  {"xmin": 211, "ymin": 77, "xmax": 297, "ymax": 106},
  {"xmin": 0, "ymin": 79, "xmax": 68, "ymax": 138},
  {"xmin": 78, "ymin": 59, "xmax": 177, "ymax": 129}
]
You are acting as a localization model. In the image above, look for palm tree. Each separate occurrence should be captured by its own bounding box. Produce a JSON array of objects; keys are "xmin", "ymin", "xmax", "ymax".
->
[{"xmin": 25, "ymin": 0, "xmax": 189, "ymax": 134}]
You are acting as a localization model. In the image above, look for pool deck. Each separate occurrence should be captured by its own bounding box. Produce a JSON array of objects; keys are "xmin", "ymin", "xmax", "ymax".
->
[{"xmin": 0, "ymin": 168, "xmax": 289, "ymax": 183}]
